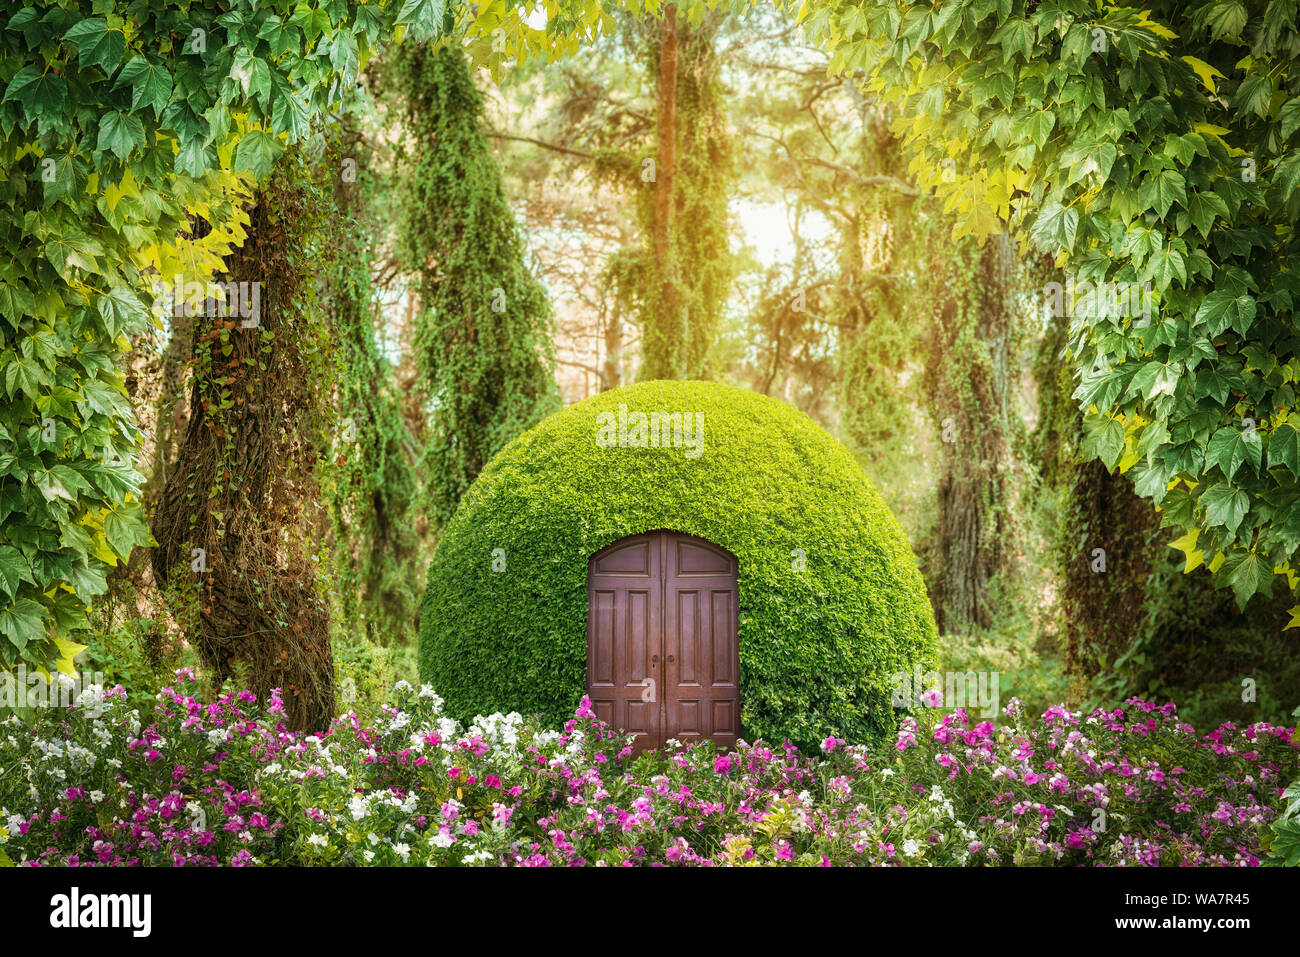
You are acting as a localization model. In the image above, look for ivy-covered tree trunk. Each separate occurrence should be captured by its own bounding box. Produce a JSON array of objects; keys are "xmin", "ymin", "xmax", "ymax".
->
[
  {"xmin": 644, "ymin": 3, "xmax": 681, "ymax": 380},
  {"xmin": 152, "ymin": 159, "xmax": 334, "ymax": 732},
  {"xmin": 320, "ymin": 109, "xmax": 424, "ymax": 646},
  {"xmin": 926, "ymin": 233, "xmax": 1023, "ymax": 634},
  {"xmin": 636, "ymin": 10, "xmax": 733, "ymax": 381},
  {"xmin": 390, "ymin": 43, "xmax": 559, "ymax": 526},
  {"xmin": 1034, "ymin": 316, "xmax": 1299, "ymax": 724}
]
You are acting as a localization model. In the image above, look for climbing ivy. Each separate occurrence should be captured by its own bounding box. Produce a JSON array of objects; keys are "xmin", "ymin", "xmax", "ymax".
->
[
  {"xmin": 796, "ymin": 0, "xmax": 1300, "ymax": 618},
  {"xmin": 633, "ymin": 10, "xmax": 735, "ymax": 380},
  {"xmin": 317, "ymin": 99, "xmax": 425, "ymax": 646},
  {"xmin": 0, "ymin": 1, "xmax": 451, "ymax": 673},
  {"xmin": 388, "ymin": 40, "xmax": 559, "ymax": 527}
]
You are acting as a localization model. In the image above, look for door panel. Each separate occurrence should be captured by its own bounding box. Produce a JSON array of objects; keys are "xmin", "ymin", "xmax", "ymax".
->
[
  {"xmin": 586, "ymin": 535, "xmax": 661, "ymax": 749},
  {"xmin": 587, "ymin": 531, "xmax": 739, "ymax": 750}
]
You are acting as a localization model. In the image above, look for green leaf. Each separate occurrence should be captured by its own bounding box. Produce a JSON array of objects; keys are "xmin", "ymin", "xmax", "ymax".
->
[
  {"xmin": 1201, "ymin": 482, "xmax": 1250, "ymax": 534},
  {"xmin": 1268, "ymin": 423, "xmax": 1300, "ymax": 476},
  {"xmin": 1207, "ymin": 425, "xmax": 1262, "ymax": 480},
  {"xmin": 115, "ymin": 56, "xmax": 172, "ymax": 118},
  {"xmin": 0, "ymin": 546, "xmax": 32, "ymax": 600},
  {"xmin": 1280, "ymin": 97, "xmax": 1300, "ymax": 141},
  {"xmin": 1185, "ymin": 190, "xmax": 1229, "ymax": 238},
  {"xmin": 233, "ymin": 129, "xmax": 286, "ymax": 180},
  {"xmin": 1194, "ymin": 290, "xmax": 1256, "ymax": 336},
  {"xmin": 1030, "ymin": 202, "xmax": 1079, "ymax": 252},
  {"xmin": 3, "ymin": 66, "xmax": 67, "ymax": 116},
  {"xmin": 104, "ymin": 507, "xmax": 149, "ymax": 561},
  {"xmin": 0, "ymin": 598, "xmax": 45, "ymax": 651},
  {"xmin": 397, "ymin": 0, "xmax": 448, "ymax": 42},
  {"xmin": 1219, "ymin": 548, "xmax": 1273, "ymax": 608},
  {"xmin": 1206, "ymin": 1, "xmax": 1248, "ymax": 39},
  {"xmin": 97, "ymin": 111, "xmax": 145, "ymax": 160},
  {"xmin": 1274, "ymin": 151, "xmax": 1300, "ymax": 205},
  {"xmin": 1082, "ymin": 414, "xmax": 1125, "ymax": 469},
  {"xmin": 1269, "ymin": 817, "xmax": 1300, "ymax": 867},
  {"xmin": 65, "ymin": 18, "xmax": 126, "ymax": 75},
  {"xmin": 1025, "ymin": 110, "xmax": 1056, "ymax": 149},
  {"xmin": 1139, "ymin": 169, "xmax": 1186, "ymax": 218}
]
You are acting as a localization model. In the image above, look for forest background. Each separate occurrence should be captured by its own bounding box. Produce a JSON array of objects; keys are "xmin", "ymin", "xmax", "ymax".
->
[{"xmin": 18, "ymin": 1, "xmax": 1296, "ymax": 734}]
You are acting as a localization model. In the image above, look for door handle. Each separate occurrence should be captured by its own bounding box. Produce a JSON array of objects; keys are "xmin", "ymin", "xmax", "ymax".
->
[
  {"xmin": 651, "ymin": 654, "xmax": 659, "ymax": 665},
  {"xmin": 667, "ymin": 655, "xmax": 675, "ymax": 663}
]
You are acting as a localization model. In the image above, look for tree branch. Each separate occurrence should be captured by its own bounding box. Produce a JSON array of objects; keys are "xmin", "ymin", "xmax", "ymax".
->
[{"xmin": 485, "ymin": 131, "xmax": 596, "ymax": 161}]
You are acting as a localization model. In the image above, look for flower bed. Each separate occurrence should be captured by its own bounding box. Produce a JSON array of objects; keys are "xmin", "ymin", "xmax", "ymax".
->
[{"xmin": 1, "ymin": 672, "xmax": 1295, "ymax": 866}]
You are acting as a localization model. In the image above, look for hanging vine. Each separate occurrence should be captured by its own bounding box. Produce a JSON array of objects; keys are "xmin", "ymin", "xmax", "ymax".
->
[
  {"xmin": 920, "ymin": 232, "xmax": 1034, "ymax": 635},
  {"xmin": 318, "ymin": 99, "xmax": 425, "ymax": 646}
]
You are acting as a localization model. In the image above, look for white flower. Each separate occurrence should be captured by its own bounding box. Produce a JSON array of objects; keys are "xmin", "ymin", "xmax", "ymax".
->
[
  {"xmin": 879, "ymin": 768, "xmax": 895, "ymax": 778},
  {"xmin": 89, "ymin": 791, "xmax": 104, "ymax": 804},
  {"xmin": 394, "ymin": 842, "xmax": 411, "ymax": 862},
  {"xmin": 306, "ymin": 833, "xmax": 329, "ymax": 848},
  {"xmin": 902, "ymin": 839, "xmax": 921, "ymax": 857}
]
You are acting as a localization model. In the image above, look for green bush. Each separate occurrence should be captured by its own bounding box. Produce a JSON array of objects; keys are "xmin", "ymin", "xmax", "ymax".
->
[{"xmin": 419, "ymin": 380, "xmax": 939, "ymax": 750}]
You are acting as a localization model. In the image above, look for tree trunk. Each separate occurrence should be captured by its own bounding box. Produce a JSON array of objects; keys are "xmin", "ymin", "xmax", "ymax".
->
[
  {"xmin": 151, "ymin": 168, "xmax": 334, "ymax": 732},
  {"xmin": 929, "ymin": 232, "xmax": 1020, "ymax": 634},
  {"xmin": 646, "ymin": 3, "xmax": 680, "ymax": 378},
  {"xmin": 603, "ymin": 304, "xmax": 623, "ymax": 391}
]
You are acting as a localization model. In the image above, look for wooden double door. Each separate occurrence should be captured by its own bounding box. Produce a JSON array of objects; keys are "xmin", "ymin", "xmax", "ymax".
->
[{"xmin": 586, "ymin": 531, "xmax": 740, "ymax": 750}]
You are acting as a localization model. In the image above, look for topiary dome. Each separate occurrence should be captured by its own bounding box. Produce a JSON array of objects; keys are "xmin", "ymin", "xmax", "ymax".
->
[{"xmin": 419, "ymin": 380, "xmax": 939, "ymax": 750}]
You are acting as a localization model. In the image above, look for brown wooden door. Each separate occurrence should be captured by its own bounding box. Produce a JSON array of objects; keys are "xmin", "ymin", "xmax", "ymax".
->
[{"xmin": 587, "ymin": 531, "xmax": 739, "ymax": 750}]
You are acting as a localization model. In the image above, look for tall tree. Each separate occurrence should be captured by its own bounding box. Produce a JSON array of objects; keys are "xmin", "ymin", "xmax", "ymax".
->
[
  {"xmin": 635, "ymin": 8, "xmax": 735, "ymax": 380},
  {"xmin": 389, "ymin": 42, "xmax": 560, "ymax": 527},
  {"xmin": 320, "ymin": 103, "xmax": 425, "ymax": 646},
  {"xmin": 151, "ymin": 152, "xmax": 335, "ymax": 731},
  {"xmin": 923, "ymin": 233, "xmax": 1030, "ymax": 634}
]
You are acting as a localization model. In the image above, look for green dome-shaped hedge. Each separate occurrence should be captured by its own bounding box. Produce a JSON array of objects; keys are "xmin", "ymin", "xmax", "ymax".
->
[{"xmin": 419, "ymin": 380, "xmax": 938, "ymax": 749}]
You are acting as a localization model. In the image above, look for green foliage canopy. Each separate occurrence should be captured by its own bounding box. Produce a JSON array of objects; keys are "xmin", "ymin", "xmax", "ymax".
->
[
  {"xmin": 0, "ymin": 0, "xmax": 451, "ymax": 671},
  {"xmin": 795, "ymin": 0, "xmax": 1300, "ymax": 616}
]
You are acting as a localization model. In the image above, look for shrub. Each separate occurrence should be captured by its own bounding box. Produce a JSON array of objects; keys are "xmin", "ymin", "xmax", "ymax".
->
[
  {"xmin": 1, "ymin": 675, "xmax": 1293, "ymax": 866},
  {"xmin": 418, "ymin": 380, "xmax": 939, "ymax": 750}
]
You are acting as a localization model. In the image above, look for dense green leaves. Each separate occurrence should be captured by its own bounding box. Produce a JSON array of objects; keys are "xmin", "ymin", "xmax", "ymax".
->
[
  {"xmin": 0, "ymin": 0, "xmax": 439, "ymax": 673},
  {"xmin": 797, "ymin": 0, "xmax": 1300, "ymax": 614}
]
